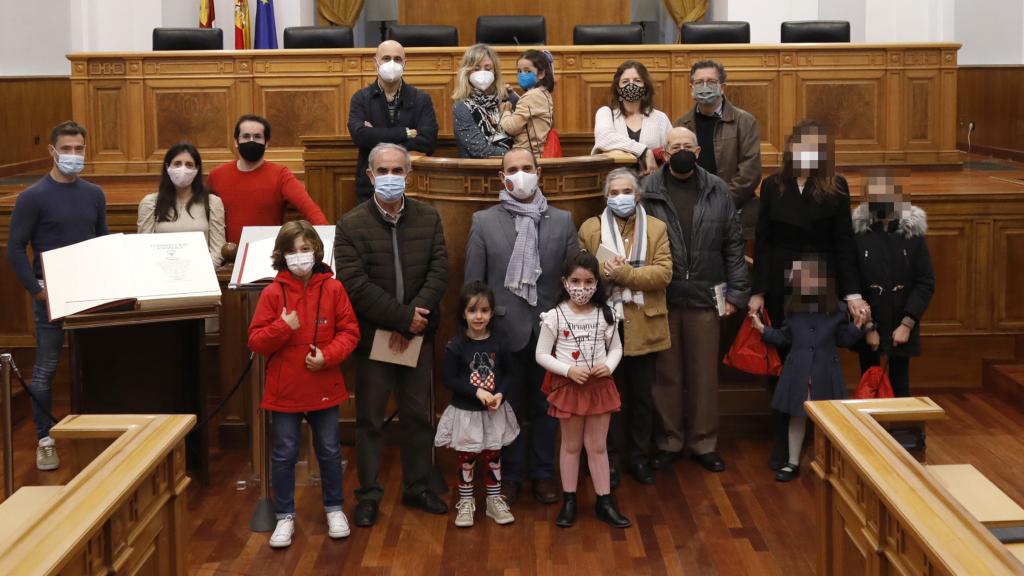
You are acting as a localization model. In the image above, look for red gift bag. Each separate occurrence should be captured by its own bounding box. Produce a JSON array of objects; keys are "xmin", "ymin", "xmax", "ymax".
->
[
  {"xmin": 723, "ymin": 311, "xmax": 783, "ymax": 377},
  {"xmin": 542, "ymin": 128, "xmax": 563, "ymax": 158},
  {"xmin": 854, "ymin": 359, "xmax": 895, "ymax": 399}
]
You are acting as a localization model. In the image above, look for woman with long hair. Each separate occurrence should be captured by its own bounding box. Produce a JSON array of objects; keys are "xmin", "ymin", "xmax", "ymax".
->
[{"xmin": 453, "ymin": 43, "xmax": 516, "ymax": 158}]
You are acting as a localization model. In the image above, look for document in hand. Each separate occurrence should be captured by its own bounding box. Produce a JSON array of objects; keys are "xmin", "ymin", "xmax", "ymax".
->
[
  {"xmin": 369, "ymin": 329, "xmax": 423, "ymax": 367},
  {"xmin": 41, "ymin": 232, "xmax": 222, "ymax": 321},
  {"xmin": 230, "ymin": 225, "xmax": 336, "ymax": 288}
]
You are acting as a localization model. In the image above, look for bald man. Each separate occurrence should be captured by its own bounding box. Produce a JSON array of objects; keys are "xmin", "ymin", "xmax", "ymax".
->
[
  {"xmin": 348, "ymin": 40, "xmax": 438, "ymax": 203},
  {"xmin": 640, "ymin": 127, "xmax": 749, "ymax": 474}
]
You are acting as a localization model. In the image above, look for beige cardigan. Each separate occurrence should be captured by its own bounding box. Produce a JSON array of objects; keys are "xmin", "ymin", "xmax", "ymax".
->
[
  {"xmin": 137, "ymin": 192, "xmax": 226, "ymax": 267},
  {"xmin": 499, "ymin": 87, "xmax": 553, "ymax": 157}
]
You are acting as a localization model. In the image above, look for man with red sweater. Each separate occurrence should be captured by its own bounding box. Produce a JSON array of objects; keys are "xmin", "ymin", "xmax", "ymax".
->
[{"xmin": 208, "ymin": 114, "xmax": 328, "ymax": 244}]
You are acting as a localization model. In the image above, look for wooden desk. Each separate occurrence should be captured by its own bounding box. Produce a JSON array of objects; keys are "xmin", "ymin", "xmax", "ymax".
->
[
  {"xmin": 806, "ymin": 398, "xmax": 1024, "ymax": 575},
  {"xmin": 0, "ymin": 414, "xmax": 193, "ymax": 576},
  {"xmin": 927, "ymin": 464, "xmax": 1024, "ymax": 529},
  {"xmin": 66, "ymin": 42, "xmax": 960, "ymax": 175}
]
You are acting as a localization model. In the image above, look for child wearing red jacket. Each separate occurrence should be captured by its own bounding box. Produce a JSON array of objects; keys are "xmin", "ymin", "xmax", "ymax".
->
[{"xmin": 248, "ymin": 220, "xmax": 360, "ymax": 549}]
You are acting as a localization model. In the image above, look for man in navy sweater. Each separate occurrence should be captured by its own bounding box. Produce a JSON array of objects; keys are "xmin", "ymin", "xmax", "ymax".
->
[{"xmin": 7, "ymin": 121, "xmax": 108, "ymax": 471}]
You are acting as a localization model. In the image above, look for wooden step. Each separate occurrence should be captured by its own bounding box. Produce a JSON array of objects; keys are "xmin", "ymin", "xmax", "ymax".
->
[{"xmin": 984, "ymin": 362, "xmax": 1024, "ymax": 410}]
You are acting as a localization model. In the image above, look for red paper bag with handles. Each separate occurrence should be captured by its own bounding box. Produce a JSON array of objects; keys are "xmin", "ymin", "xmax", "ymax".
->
[
  {"xmin": 723, "ymin": 311, "xmax": 783, "ymax": 377},
  {"xmin": 854, "ymin": 357, "xmax": 895, "ymax": 399}
]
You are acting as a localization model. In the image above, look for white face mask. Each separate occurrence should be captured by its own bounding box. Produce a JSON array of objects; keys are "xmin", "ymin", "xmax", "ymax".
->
[
  {"xmin": 469, "ymin": 70, "xmax": 495, "ymax": 91},
  {"xmin": 503, "ymin": 171, "xmax": 539, "ymax": 201},
  {"xmin": 378, "ymin": 60, "xmax": 404, "ymax": 83},
  {"xmin": 285, "ymin": 251, "xmax": 316, "ymax": 277},
  {"xmin": 167, "ymin": 166, "xmax": 198, "ymax": 189},
  {"xmin": 794, "ymin": 150, "xmax": 819, "ymax": 170}
]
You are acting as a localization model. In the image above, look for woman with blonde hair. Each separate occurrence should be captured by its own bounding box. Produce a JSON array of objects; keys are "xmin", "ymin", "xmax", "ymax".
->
[{"xmin": 453, "ymin": 43, "xmax": 517, "ymax": 158}]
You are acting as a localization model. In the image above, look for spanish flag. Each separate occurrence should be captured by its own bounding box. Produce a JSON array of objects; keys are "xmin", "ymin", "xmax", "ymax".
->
[
  {"xmin": 234, "ymin": 0, "xmax": 251, "ymax": 49},
  {"xmin": 199, "ymin": 0, "xmax": 215, "ymax": 28}
]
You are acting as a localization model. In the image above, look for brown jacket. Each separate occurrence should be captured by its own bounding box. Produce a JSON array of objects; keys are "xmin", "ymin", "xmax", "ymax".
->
[
  {"xmin": 676, "ymin": 97, "xmax": 762, "ymax": 208},
  {"xmin": 500, "ymin": 87, "xmax": 552, "ymax": 157},
  {"xmin": 579, "ymin": 213, "xmax": 672, "ymax": 357}
]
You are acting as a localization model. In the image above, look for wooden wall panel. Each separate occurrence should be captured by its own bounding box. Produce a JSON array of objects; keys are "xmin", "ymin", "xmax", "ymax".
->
[
  {"xmin": 0, "ymin": 77, "xmax": 72, "ymax": 176},
  {"xmin": 922, "ymin": 222, "xmax": 971, "ymax": 329},
  {"xmin": 397, "ymin": 0, "xmax": 630, "ymax": 48},
  {"xmin": 957, "ymin": 65, "xmax": 1024, "ymax": 160},
  {"xmin": 995, "ymin": 220, "xmax": 1024, "ymax": 330}
]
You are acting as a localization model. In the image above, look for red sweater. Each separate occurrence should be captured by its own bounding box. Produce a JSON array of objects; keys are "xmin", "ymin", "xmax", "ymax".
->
[
  {"xmin": 248, "ymin": 268, "xmax": 360, "ymax": 413},
  {"xmin": 208, "ymin": 161, "xmax": 328, "ymax": 243}
]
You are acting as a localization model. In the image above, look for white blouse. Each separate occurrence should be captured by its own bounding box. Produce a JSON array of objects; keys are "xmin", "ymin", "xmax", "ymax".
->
[{"xmin": 535, "ymin": 303, "xmax": 622, "ymax": 376}]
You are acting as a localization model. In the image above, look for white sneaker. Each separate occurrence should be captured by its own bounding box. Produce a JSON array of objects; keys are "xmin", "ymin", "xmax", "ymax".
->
[
  {"xmin": 269, "ymin": 515, "xmax": 295, "ymax": 548},
  {"xmin": 326, "ymin": 510, "xmax": 350, "ymax": 539},
  {"xmin": 454, "ymin": 498, "xmax": 475, "ymax": 527},
  {"xmin": 486, "ymin": 495, "xmax": 514, "ymax": 525},
  {"xmin": 36, "ymin": 437, "xmax": 59, "ymax": 471}
]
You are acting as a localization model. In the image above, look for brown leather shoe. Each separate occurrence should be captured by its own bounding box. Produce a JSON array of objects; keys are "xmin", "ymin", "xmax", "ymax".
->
[
  {"xmin": 501, "ymin": 480, "xmax": 521, "ymax": 505},
  {"xmin": 532, "ymin": 478, "xmax": 560, "ymax": 504}
]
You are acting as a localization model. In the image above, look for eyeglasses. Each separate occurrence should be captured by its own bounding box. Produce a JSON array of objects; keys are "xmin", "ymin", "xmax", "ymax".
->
[
  {"xmin": 619, "ymin": 78, "xmax": 645, "ymax": 86},
  {"xmin": 691, "ymin": 79, "xmax": 721, "ymax": 88}
]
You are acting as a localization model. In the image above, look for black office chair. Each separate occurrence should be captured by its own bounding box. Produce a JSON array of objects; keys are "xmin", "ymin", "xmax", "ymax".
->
[
  {"xmin": 573, "ymin": 24, "xmax": 643, "ymax": 46},
  {"xmin": 680, "ymin": 21, "xmax": 751, "ymax": 44},
  {"xmin": 282, "ymin": 26, "xmax": 354, "ymax": 49},
  {"xmin": 780, "ymin": 20, "xmax": 850, "ymax": 43},
  {"xmin": 388, "ymin": 25, "xmax": 459, "ymax": 48},
  {"xmin": 476, "ymin": 16, "xmax": 546, "ymax": 45},
  {"xmin": 152, "ymin": 28, "xmax": 223, "ymax": 51}
]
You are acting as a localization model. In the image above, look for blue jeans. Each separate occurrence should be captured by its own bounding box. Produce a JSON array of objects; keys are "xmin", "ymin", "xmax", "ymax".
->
[
  {"xmin": 271, "ymin": 406, "xmax": 344, "ymax": 517},
  {"xmin": 31, "ymin": 298, "xmax": 61, "ymax": 440}
]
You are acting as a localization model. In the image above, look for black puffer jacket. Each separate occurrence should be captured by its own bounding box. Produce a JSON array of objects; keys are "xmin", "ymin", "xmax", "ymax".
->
[
  {"xmin": 641, "ymin": 164, "xmax": 750, "ymax": 310},
  {"xmin": 334, "ymin": 198, "xmax": 448, "ymax": 351}
]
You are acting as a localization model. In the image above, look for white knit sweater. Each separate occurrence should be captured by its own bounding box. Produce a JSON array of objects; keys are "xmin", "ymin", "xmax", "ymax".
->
[{"xmin": 591, "ymin": 105, "xmax": 673, "ymax": 157}]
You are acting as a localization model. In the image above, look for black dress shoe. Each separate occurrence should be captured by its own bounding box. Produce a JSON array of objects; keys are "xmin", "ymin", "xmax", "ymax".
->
[
  {"xmin": 629, "ymin": 461, "xmax": 655, "ymax": 485},
  {"xmin": 501, "ymin": 480, "xmax": 521, "ymax": 505},
  {"xmin": 555, "ymin": 492, "xmax": 577, "ymax": 527},
  {"xmin": 691, "ymin": 451, "xmax": 726, "ymax": 473},
  {"xmin": 609, "ymin": 466, "xmax": 621, "ymax": 490},
  {"xmin": 650, "ymin": 450, "xmax": 682, "ymax": 471},
  {"xmin": 774, "ymin": 463, "xmax": 800, "ymax": 483},
  {"xmin": 595, "ymin": 494, "xmax": 631, "ymax": 528},
  {"xmin": 532, "ymin": 478, "xmax": 560, "ymax": 505},
  {"xmin": 402, "ymin": 490, "xmax": 448, "ymax": 515},
  {"xmin": 353, "ymin": 500, "xmax": 379, "ymax": 527}
]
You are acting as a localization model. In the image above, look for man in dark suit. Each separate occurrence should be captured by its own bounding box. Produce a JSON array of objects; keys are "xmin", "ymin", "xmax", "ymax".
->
[
  {"xmin": 464, "ymin": 147, "xmax": 579, "ymax": 505},
  {"xmin": 348, "ymin": 40, "xmax": 438, "ymax": 204}
]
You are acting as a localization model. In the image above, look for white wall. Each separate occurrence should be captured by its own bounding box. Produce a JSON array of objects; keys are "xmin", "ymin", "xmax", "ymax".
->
[
  {"xmin": 0, "ymin": 0, "xmax": 72, "ymax": 76},
  {"xmin": 819, "ymin": 0, "xmax": 866, "ymax": 42},
  {"xmin": 721, "ymin": 0, "xmax": 819, "ymax": 43},
  {"xmin": 954, "ymin": 0, "xmax": 1024, "ymax": 64}
]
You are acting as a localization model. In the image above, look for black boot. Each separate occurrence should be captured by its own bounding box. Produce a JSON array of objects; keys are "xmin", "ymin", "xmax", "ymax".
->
[
  {"xmin": 595, "ymin": 494, "xmax": 631, "ymax": 528},
  {"xmin": 555, "ymin": 492, "xmax": 577, "ymax": 527},
  {"xmin": 769, "ymin": 409, "xmax": 789, "ymax": 470}
]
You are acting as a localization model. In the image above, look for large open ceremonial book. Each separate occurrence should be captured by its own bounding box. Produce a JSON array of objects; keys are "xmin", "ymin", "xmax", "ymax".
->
[
  {"xmin": 229, "ymin": 225, "xmax": 336, "ymax": 289},
  {"xmin": 41, "ymin": 231, "xmax": 222, "ymax": 321}
]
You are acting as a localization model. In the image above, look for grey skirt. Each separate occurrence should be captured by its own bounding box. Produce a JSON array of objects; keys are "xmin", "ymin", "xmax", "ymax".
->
[{"xmin": 434, "ymin": 403, "xmax": 520, "ymax": 453}]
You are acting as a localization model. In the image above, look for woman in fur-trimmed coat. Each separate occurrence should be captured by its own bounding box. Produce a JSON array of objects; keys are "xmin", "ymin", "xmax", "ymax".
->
[{"xmin": 851, "ymin": 198, "xmax": 935, "ymax": 397}]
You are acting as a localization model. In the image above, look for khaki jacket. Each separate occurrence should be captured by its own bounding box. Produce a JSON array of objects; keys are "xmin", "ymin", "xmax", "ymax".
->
[
  {"xmin": 676, "ymin": 97, "xmax": 762, "ymax": 208},
  {"xmin": 500, "ymin": 87, "xmax": 552, "ymax": 157},
  {"xmin": 579, "ymin": 213, "xmax": 672, "ymax": 357}
]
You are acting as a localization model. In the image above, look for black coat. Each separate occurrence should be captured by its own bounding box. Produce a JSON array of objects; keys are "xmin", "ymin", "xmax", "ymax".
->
[
  {"xmin": 851, "ymin": 203, "xmax": 934, "ymax": 357},
  {"xmin": 752, "ymin": 173, "xmax": 860, "ymax": 324},
  {"xmin": 348, "ymin": 81, "xmax": 439, "ymax": 203},
  {"xmin": 640, "ymin": 164, "xmax": 750, "ymax": 310}
]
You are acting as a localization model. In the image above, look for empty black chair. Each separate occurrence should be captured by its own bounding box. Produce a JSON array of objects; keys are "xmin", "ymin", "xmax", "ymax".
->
[
  {"xmin": 780, "ymin": 20, "xmax": 850, "ymax": 43},
  {"xmin": 680, "ymin": 21, "xmax": 750, "ymax": 44},
  {"xmin": 573, "ymin": 24, "xmax": 643, "ymax": 45},
  {"xmin": 476, "ymin": 15, "xmax": 546, "ymax": 45},
  {"xmin": 152, "ymin": 28, "xmax": 223, "ymax": 51},
  {"xmin": 282, "ymin": 26, "xmax": 354, "ymax": 49},
  {"xmin": 388, "ymin": 25, "xmax": 458, "ymax": 47}
]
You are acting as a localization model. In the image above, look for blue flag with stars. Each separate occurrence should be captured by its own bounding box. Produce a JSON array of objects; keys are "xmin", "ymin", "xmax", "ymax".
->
[{"xmin": 254, "ymin": 0, "xmax": 278, "ymax": 49}]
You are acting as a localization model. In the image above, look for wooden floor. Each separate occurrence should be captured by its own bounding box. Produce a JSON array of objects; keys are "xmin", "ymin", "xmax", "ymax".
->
[{"xmin": 5, "ymin": 391, "xmax": 1024, "ymax": 575}]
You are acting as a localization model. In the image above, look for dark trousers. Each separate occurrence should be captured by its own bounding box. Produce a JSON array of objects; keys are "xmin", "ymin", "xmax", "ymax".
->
[
  {"xmin": 501, "ymin": 332, "xmax": 557, "ymax": 482},
  {"xmin": 354, "ymin": 338, "xmax": 435, "ymax": 503},
  {"xmin": 271, "ymin": 406, "xmax": 344, "ymax": 517},
  {"xmin": 858, "ymin": 352, "xmax": 911, "ymax": 398},
  {"xmin": 609, "ymin": 352, "xmax": 656, "ymax": 469}
]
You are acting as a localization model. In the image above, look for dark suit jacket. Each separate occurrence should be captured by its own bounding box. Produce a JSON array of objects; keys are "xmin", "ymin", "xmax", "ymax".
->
[{"xmin": 463, "ymin": 202, "xmax": 579, "ymax": 353}]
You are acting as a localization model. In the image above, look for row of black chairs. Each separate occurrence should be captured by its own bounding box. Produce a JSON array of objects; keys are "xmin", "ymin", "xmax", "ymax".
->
[{"xmin": 153, "ymin": 19, "xmax": 850, "ymax": 51}]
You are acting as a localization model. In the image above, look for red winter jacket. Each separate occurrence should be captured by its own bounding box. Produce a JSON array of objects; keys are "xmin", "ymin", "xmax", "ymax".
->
[{"xmin": 248, "ymin": 267, "xmax": 360, "ymax": 413}]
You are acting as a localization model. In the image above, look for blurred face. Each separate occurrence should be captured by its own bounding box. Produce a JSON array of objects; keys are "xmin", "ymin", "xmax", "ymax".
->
[
  {"xmin": 237, "ymin": 121, "xmax": 266, "ymax": 145},
  {"xmin": 464, "ymin": 295, "xmax": 493, "ymax": 334},
  {"xmin": 789, "ymin": 128, "xmax": 828, "ymax": 174},
  {"xmin": 866, "ymin": 176, "xmax": 906, "ymax": 219},
  {"xmin": 367, "ymin": 148, "xmax": 408, "ymax": 183},
  {"xmin": 618, "ymin": 67, "xmax": 644, "ymax": 89},
  {"xmin": 789, "ymin": 259, "xmax": 828, "ymax": 296},
  {"xmin": 607, "ymin": 176, "xmax": 637, "ymax": 198}
]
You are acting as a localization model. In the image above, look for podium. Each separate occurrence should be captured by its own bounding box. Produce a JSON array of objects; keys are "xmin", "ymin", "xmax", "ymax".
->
[{"xmin": 64, "ymin": 305, "xmax": 218, "ymax": 483}]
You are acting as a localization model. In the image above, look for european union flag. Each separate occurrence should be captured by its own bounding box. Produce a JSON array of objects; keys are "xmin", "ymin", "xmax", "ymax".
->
[{"xmin": 254, "ymin": 0, "xmax": 278, "ymax": 49}]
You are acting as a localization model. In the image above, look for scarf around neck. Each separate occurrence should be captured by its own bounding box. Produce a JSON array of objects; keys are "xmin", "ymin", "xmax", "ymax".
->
[
  {"xmin": 500, "ymin": 188, "xmax": 548, "ymax": 306},
  {"xmin": 600, "ymin": 205, "xmax": 648, "ymax": 320}
]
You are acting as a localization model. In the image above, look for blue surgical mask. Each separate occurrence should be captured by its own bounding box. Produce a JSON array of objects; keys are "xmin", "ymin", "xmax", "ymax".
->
[
  {"xmin": 518, "ymin": 71, "xmax": 538, "ymax": 91},
  {"xmin": 607, "ymin": 194, "xmax": 636, "ymax": 218},
  {"xmin": 55, "ymin": 153, "xmax": 85, "ymax": 177},
  {"xmin": 373, "ymin": 173, "xmax": 406, "ymax": 202}
]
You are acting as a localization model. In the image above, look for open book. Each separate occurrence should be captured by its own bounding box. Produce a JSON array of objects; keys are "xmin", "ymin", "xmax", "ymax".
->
[
  {"xmin": 41, "ymin": 232, "xmax": 222, "ymax": 321},
  {"xmin": 229, "ymin": 225, "xmax": 336, "ymax": 288}
]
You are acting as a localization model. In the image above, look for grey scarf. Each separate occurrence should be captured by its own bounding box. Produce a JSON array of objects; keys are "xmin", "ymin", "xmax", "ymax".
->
[{"xmin": 500, "ymin": 189, "xmax": 548, "ymax": 306}]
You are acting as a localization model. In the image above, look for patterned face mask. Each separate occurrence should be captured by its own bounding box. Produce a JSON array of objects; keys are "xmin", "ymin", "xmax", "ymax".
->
[
  {"xmin": 564, "ymin": 283, "xmax": 597, "ymax": 305},
  {"xmin": 617, "ymin": 83, "xmax": 646, "ymax": 102}
]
